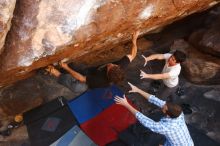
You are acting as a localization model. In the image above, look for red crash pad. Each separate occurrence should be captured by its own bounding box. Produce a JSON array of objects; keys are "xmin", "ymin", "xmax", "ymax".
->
[{"xmin": 80, "ymin": 101, "xmax": 137, "ymax": 146}]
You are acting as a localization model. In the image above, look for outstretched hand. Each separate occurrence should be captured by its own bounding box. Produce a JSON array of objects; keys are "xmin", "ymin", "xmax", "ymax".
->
[
  {"xmin": 142, "ymin": 55, "xmax": 148, "ymax": 67},
  {"xmin": 128, "ymin": 82, "xmax": 140, "ymax": 93},
  {"xmin": 114, "ymin": 95, "xmax": 129, "ymax": 107},
  {"xmin": 140, "ymin": 70, "xmax": 149, "ymax": 79}
]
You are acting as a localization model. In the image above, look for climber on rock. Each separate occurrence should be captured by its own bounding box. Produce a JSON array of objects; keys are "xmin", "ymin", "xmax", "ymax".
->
[{"xmin": 46, "ymin": 30, "xmax": 139, "ymax": 93}]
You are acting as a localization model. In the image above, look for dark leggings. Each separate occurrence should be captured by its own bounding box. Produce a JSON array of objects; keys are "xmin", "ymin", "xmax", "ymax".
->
[
  {"xmin": 156, "ymin": 83, "xmax": 178, "ymax": 102},
  {"xmin": 58, "ymin": 74, "xmax": 88, "ymax": 93}
]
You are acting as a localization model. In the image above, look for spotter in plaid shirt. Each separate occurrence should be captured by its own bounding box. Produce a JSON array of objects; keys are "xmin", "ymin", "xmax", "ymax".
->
[
  {"xmin": 114, "ymin": 83, "xmax": 194, "ymax": 146},
  {"xmin": 136, "ymin": 95, "xmax": 194, "ymax": 146}
]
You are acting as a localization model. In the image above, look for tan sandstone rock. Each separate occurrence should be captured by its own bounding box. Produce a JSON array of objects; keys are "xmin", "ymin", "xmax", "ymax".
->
[{"xmin": 0, "ymin": 0, "xmax": 16, "ymax": 53}]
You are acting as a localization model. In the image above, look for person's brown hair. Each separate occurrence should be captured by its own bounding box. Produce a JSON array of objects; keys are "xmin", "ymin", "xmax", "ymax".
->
[
  {"xmin": 166, "ymin": 102, "xmax": 182, "ymax": 118},
  {"xmin": 107, "ymin": 65, "xmax": 125, "ymax": 84}
]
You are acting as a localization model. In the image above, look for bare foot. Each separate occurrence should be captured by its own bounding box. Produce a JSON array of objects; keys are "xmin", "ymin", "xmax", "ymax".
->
[{"xmin": 45, "ymin": 65, "xmax": 61, "ymax": 77}]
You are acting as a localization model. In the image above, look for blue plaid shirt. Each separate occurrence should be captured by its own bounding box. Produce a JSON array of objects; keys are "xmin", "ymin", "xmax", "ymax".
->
[{"xmin": 135, "ymin": 95, "xmax": 194, "ymax": 146}]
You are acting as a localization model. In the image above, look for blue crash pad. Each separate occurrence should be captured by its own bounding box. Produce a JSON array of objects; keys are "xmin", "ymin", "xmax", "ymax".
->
[{"xmin": 68, "ymin": 85, "xmax": 123, "ymax": 124}]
